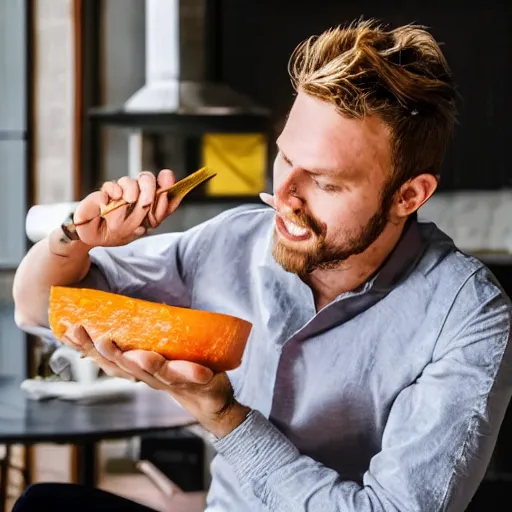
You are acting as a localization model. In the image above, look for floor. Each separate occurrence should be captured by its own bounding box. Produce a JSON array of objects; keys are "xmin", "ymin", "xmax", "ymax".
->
[
  {"xmin": 4, "ymin": 442, "xmax": 506, "ymax": 511},
  {"xmin": 4, "ymin": 443, "xmax": 207, "ymax": 512}
]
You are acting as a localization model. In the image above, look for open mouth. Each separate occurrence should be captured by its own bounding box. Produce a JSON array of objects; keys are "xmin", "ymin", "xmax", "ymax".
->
[{"xmin": 276, "ymin": 215, "xmax": 311, "ymax": 242}]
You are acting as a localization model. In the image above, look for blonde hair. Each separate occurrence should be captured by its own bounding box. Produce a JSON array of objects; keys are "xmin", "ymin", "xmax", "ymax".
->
[{"xmin": 288, "ymin": 19, "xmax": 458, "ymax": 191}]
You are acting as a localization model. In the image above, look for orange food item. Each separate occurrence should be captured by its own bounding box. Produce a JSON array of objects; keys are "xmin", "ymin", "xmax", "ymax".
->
[{"xmin": 48, "ymin": 286, "xmax": 252, "ymax": 373}]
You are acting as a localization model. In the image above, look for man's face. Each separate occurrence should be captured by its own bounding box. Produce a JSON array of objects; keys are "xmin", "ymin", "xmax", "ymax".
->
[{"xmin": 272, "ymin": 92, "xmax": 395, "ymax": 276}]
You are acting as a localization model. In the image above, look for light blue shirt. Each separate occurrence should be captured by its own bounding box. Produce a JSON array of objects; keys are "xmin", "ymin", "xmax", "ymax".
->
[{"xmin": 34, "ymin": 205, "xmax": 512, "ymax": 511}]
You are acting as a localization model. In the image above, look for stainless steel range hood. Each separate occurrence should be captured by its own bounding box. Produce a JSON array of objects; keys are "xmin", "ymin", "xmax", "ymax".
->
[{"xmin": 89, "ymin": 0, "xmax": 270, "ymax": 133}]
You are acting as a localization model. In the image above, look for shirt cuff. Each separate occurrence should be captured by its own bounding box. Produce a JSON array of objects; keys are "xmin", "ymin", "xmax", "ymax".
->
[{"xmin": 213, "ymin": 409, "xmax": 300, "ymax": 485}]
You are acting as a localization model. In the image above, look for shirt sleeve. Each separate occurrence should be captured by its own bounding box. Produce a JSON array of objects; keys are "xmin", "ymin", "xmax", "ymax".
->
[
  {"xmin": 214, "ymin": 267, "xmax": 512, "ymax": 512},
  {"xmin": 78, "ymin": 204, "xmax": 259, "ymax": 303},
  {"xmin": 82, "ymin": 230, "xmax": 197, "ymax": 307}
]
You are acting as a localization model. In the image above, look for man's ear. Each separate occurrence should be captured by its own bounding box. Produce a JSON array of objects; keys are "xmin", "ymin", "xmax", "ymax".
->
[{"xmin": 393, "ymin": 174, "xmax": 438, "ymax": 218}]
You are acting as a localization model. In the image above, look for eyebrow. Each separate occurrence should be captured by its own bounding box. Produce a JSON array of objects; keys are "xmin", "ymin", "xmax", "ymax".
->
[
  {"xmin": 279, "ymin": 147, "xmax": 356, "ymax": 179},
  {"xmin": 279, "ymin": 149, "xmax": 321, "ymax": 174}
]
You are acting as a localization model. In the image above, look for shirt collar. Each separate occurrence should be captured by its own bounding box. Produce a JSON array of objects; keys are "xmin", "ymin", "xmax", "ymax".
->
[{"xmin": 368, "ymin": 212, "xmax": 427, "ymax": 294}]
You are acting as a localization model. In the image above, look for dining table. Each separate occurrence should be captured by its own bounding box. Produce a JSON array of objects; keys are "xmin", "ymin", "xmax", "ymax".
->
[{"xmin": 0, "ymin": 375, "xmax": 196, "ymax": 511}]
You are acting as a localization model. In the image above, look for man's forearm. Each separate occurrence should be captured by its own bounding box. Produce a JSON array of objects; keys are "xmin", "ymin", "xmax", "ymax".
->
[
  {"xmin": 13, "ymin": 228, "xmax": 92, "ymax": 328},
  {"xmin": 213, "ymin": 410, "xmax": 401, "ymax": 512}
]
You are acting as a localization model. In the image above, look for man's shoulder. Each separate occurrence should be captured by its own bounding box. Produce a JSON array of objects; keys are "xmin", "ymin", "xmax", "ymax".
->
[
  {"xmin": 416, "ymin": 218, "xmax": 511, "ymax": 317},
  {"xmin": 418, "ymin": 218, "xmax": 488, "ymax": 281}
]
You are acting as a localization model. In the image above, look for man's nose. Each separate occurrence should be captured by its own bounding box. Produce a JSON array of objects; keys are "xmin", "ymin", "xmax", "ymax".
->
[{"xmin": 274, "ymin": 171, "xmax": 304, "ymax": 215}]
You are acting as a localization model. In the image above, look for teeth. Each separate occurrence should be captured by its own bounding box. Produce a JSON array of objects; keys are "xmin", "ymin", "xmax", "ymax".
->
[{"xmin": 283, "ymin": 218, "xmax": 308, "ymax": 237}]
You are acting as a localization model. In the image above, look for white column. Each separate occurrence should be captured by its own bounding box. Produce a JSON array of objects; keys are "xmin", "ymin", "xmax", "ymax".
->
[
  {"xmin": 34, "ymin": 0, "xmax": 76, "ymax": 204},
  {"xmin": 125, "ymin": 0, "xmax": 180, "ymax": 111},
  {"xmin": 128, "ymin": 131, "xmax": 144, "ymax": 178},
  {"xmin": 146, "ymin": 0, "xmax": 180, "ymax": 83}
]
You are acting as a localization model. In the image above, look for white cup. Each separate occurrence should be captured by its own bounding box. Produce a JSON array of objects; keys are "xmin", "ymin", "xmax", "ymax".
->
[
  {"xmin": 73, "ymin": 356, "xmax": 100, "ymax": 384},
  {"xmin": 51, "ymin": 346, "xmax": 100, "ymax": 384}
]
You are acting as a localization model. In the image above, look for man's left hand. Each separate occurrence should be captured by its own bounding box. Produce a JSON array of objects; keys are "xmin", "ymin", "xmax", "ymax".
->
[{"xmin": 61, "ymin": 324, "xmax": 250, "ymax": 439}]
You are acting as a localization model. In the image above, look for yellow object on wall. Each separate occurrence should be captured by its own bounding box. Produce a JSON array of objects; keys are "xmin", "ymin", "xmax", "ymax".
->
[{"xmin": 202, "ymin": 133, "xmax": 267, "ymax": 196}]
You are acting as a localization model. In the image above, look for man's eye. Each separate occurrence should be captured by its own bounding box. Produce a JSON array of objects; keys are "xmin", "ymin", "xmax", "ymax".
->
[
  {"xmin": 282, "ymin": 154, "xmax": 292, "ymax": 166},
  {"xmin": 312, "ymin": 178, "xmax": 338, "ymax": 192}
]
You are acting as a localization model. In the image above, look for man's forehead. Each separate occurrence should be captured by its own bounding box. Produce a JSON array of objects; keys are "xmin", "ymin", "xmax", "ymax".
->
[{"xmin": 280, "ymin": 94, "xmax": 392, "ymax": 177}]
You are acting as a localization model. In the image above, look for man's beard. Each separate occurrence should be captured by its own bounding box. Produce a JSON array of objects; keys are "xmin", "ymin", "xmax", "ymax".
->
[{"xmin": 272, "ymin": 192, "xmax": 393, "ymax": 277}]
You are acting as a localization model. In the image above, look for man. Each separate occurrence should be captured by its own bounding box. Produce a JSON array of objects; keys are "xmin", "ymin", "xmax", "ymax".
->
[{"xmin": 12, "ymin": 18, "xmax": 512, "ymax": 512}]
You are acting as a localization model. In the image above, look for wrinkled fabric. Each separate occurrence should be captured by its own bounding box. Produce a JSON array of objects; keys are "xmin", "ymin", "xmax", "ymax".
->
[{"xmin": 30, "ymin": 205, "xmax": 512, "ymax": 511}]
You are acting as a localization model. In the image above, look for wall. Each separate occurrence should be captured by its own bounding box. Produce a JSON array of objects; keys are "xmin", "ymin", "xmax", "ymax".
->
[
  {"xmin": 102, "ymin": 0, "xmax": 145, "ymax": 183},
  {"xmin": 33, "ymin": 0, "xmax": 76, "ymax": 204},
  {"xmin": 101, "ymin": 0, "xmax": 243, "ymax": 235},
  {"xmin": 0, "ymin": 0, "xmax": 28, "ymax": 376},
  {"xmin": 219, "ymin": 0, "xmax": 512, "ymax": 191}
]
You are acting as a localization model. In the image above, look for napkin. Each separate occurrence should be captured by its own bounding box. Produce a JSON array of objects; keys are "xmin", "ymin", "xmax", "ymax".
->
[{"xmin": 20, "ymin": 377, "xmax": 144, "ymax": 404}]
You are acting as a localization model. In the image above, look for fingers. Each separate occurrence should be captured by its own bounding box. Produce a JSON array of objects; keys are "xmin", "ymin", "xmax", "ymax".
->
[
  {"xmin": 87, "ymin": 334, "xmax": 153, "ymax": 383},
  {"xmin": 86, "ymin": 345, "xmax": 136, "ymax": 381},
  {"xmin": 61, "ymin": 323, "xmax": 95, "ymax": 355},
  {"xmin": 123, "ymin": 351, "xmax": 213, "ymax": 386},
  {"xmin": 94, "ymin": 334, "xmax": 122, "ymax": 360},
  {"xmin": 161, "ymin": 169, "xmax": 186, "ymax": 216},
  {"xmin": 138, "ymin": 172, "xmax": 158, "ymax": 208},
  {"xmin": 105, "ymin": 172, "xmax": 155, "ymax": 230},
  {"xmin": 123, "ymin": 351, "xmax": 173, "ymax": 384},
  {"xmin": 101, "ymin": 364, "xmax": 135, "ymax": 380},
  {"xmin": 74, "ymin": 191, "xmax": 108, "ymax": 225},
  {"xmin": 116, "ymin": 172, "xmax": 156, "ymax": 211},
  {"xmin": 61, "ymin": 324, "xmax": 215, "ymax": 391},
  {"xmin": 72, "ymin": 169, "xmax": 179, "ymax": 247},
  {"xmin": 100, "ymin": 180, "xmax": 123, "ymax": 201},
  {"xmin": 165, "ymin": 360, "xmax": 214, "ymax": 385},
  {"xmin": 116, "ymin": 176, "xmax": 140, "ymax": 203},
  {"xmin": 94, "ymin": 337, "xmax": 167, "ymax": 390},
  {"xmin": 157, "ymin": 168, "xmax": 175, "ymax": 189},
  {"xmin": 124, "ymin": 171, "xmax": 158, "ymax": 229},
  {"xmin": 153, "ymin": 169, "xmax": 176, "ymax": 224},
  {"xmin": 73, "ymin": 191, "xmax": 108, "ymax": 244},
  {"xmin": 144, "ymin": 170, "xmax": 170, "ymax": 228},
  {"xmin": 94, "ymin": 336, "xmax": 213, "ymax": 387},
  {"xmin": 60, "ymin": 324, "xmax": 136, "ymax": 381}
]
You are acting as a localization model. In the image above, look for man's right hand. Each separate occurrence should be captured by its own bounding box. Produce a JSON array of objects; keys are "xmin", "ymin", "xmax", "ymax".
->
[{"xmin": 72, "ymin": 169, "xmax": 181, "ymax": 248}]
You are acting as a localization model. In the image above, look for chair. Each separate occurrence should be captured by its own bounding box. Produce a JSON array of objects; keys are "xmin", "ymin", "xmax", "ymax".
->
[
  {"xmin": 136, "ymin": 459, "xmax": 207, "ymax": 512},
  {"xmin": 0, "ymin": 445, "xmax": 31, "ymax": 512}
]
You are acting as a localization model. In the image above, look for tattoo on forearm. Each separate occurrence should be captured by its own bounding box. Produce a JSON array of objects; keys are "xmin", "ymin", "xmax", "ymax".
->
[{"xmin": 60, "ymin": 222, "xmax": 80, "ymax": 242}]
